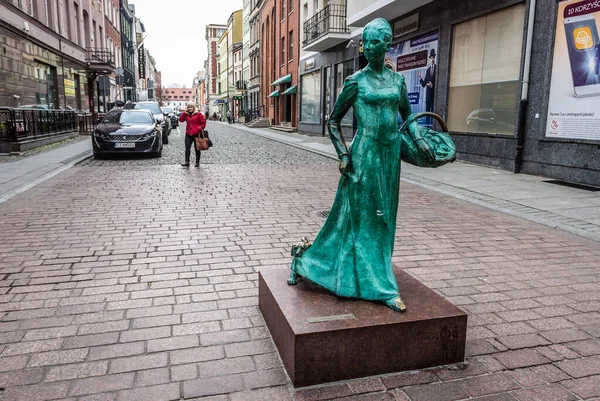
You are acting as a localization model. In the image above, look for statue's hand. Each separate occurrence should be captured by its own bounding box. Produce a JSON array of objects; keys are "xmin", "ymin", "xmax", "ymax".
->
[
  {"xmin": 339, "ymin": 154, "xmax": 351, "ymax": 177},
  {"xmin": 415, "ymin": 137, "xmax": 435, "ymax": 162}
]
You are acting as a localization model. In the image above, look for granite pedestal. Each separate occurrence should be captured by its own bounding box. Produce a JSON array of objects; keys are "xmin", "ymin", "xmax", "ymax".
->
[{"xmin": 258, "ymin": 268, "xmax": 468, "ymax": 387}]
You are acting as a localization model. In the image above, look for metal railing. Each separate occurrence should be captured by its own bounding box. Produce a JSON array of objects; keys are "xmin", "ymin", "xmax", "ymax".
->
[
  {"xmin": 85, "ymin": 48, "xmax": 115, "ymax": 66},
  {"xmin": 246, "ymin": 106, "xmax": 265, "ymax": 123},
  {"xmin": 0, "ymin": 107, "xmax": 78, "ymax": 143},
  {"xmin": 303, "ymin": 4, "xmax": 349, "ymax": 47}
]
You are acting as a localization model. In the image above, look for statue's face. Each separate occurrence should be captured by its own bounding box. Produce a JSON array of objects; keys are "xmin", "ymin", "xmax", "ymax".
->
[{"xmin": 362, "ymin": 28, "xmax": 390, "ymax": 64}]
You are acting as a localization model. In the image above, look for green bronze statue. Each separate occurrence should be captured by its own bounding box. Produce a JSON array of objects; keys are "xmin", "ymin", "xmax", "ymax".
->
[{"xmin": 288, "ymin": 18, "xmax": 456, "ymax": 312}]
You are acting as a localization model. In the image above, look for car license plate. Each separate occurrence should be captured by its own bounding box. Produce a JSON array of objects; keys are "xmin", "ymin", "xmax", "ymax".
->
[{"xmin": 115, "ymin": 143, "xmax": 135, "ymax": 148}]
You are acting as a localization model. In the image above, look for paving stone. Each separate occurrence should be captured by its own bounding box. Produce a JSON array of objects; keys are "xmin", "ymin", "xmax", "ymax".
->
[
  {"xmin": 170, "ymin": 345, "xmax": 224, "ymax": 365},
  {"xmin": 45, "ymin": 361, "xmax": 108, "ymax": 382},
  {"xmin": 497, "ymin": 334, "xmax": 551, "ymax": 350},
  {"xmin": 229, "ymin": 386, "xmax": 294, "ymax": 401},
  {"xmin": 507, "ymin": 368, "xmax": 546, "ymax": 388},
  {"xmin": 28, "ymin": 348, "xmax": 88, "ymax": 367},
  {"xmin": 466, "ymin": 339, "xmax": 502, "ymax": 357},
  {"xmin": 347, "ymin": 377, "xmax": 386, "ymax": 394},
  {"xmin": 135, "ymin": 367, "xmax": 170, "ymax": 387},
  {"xmin": 530, "ymin": 364, "xmax": 571, "ymax": 382},
  {"xmin": 561, "ymin": 375, "xmax": 600, "ymax": 399},
  {"xmin": 511, "ymin": 383, "xmax": 579, "ymax": 401},
  {"xmin": 22, "ymin": 326, "xmax": 78, "ymax": 341},
  {"xmin": 109, "ymin": 352, "xmax": 168, "ymax": 373},
  {"xmin": 566, "ymin": 338, "xmax": 600, "ymax": 357},
  {"xmin": 171, "ymin": 363, "xmax": 198, "ymax": 381},
  {"xmin": 241, "ymin": 367, "xmax": 288, "ymax": 389},
  {"xmin": 116, "ymin": 383, "xmax": 180, "ymax": 401},
  {"xmin": 435, "ymin": 360, "xmax": 488, "ymax": 381},
  {"xmin": 119, "ymin": 326, "xmax": 171, "ymax": 342},
  {"xmin": 458, "ymin": 373, "xmax": 520, "ymax": 397},
  {"xmin": 404, "ymin": 381, "xmax": 470, "ymax": 401},
  {"xmin": 147, "ymin": 334, "xmax": 199, "ymax": 353},
  {"xmin": 198, "ymin": 356, "xmax": 255, "ymax": 378},
  {"xmin": 2, "ymin": 338, "xmax": 63, "ymax": 356},
  {"xmin": 493, "ymin": 349, "xmax": 551, "ymax": 369},
  {"xmin": 0, "ymin": 367, "xmax": 45, "ymax": 387},
  {"xmin": 294, "ymin": 383, "xmax": 354, "ymax": 401},
  {"xmin": 68, "ymin": 373, "xmax": 134, "ymax": 396},
  {"xmin": 172, "ymin": 321, "xmax": 221, "ymax": 336},
  {"xmin": 183, "ymin": 374, "xmax": 245, "ymax": 398},
  {"xmin": 62, "ymin": 332, "xmax": 120, "ymax": 349},
  {"xmin": 556, "ymin": 355, "xmax": 600, "ymax": 378},
  {"xmin": 87, "ymin": 342, "xmax": 145, "ymax": 361},
  {"xmin": 224, "ymin": 339, "xmax": 274, "ymax": 358},
  {"xmin": 200, "ymin": 329, "xmax": 250, "ymax": 346},
  {"xmin": 0, "ymin": 382, "xmax": 69, "ymax": 401},
  {"xmin": 0, "ymin": 355, "xmax": 29, "ymax": 372},
  {"xmin": 131, "ymin": 314, "xmax": 180, "ymax": 329}
]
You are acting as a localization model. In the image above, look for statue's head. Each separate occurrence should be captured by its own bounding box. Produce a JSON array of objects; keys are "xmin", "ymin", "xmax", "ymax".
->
[{"xmin": 362, "ymin": 18, "xmax": 393, "ymax": 64}]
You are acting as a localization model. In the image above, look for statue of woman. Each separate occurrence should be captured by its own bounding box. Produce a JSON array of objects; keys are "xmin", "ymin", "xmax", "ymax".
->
[{"xmin": 288, "ymin": 18, "xmax": 455, "ymax": 312}]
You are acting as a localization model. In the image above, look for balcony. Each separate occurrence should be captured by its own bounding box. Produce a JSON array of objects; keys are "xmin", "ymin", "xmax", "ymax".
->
[
  {"xmin": 346, "ymin": 0, "xmax": 433, "ymax": 27},
  {"xmin": 303, "ymin": 4, "xmax": 351, "ymax": 52},
  {"xmin": 85, "ymin": 48, "xmax": 115, "ymax": 74}
]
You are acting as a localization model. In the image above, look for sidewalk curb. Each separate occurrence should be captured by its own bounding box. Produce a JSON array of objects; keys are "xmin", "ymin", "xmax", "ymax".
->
[{"xmin": 0, "ymin": 150, "xmax": 92, "ymax": 206}]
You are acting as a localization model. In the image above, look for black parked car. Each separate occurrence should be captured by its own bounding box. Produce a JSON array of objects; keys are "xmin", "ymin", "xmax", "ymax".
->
[
  {"xmin": 161, "ymin": 106, "xmax": 178, "ymax": 128},
  {"xmin": 124, "ymin": 101, "xmax": 170, "ymax": 144},
  {"xmin": 92, "ymin": 109, "xmax": 163, "ymax": 158}
]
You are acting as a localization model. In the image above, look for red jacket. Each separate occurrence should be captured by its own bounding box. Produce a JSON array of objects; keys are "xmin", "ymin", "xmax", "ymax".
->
[{"xmin": 179, "ymin": 111, "xmax": 206, "ymax": 136}]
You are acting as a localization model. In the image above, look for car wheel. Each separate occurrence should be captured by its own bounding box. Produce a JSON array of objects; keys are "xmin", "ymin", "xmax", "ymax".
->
[
  {"xmin": 93, "ymin": 152, "xmax": 104, "ymax": 160},
  {"xmin": 162, "ymin": 133, "xmax": 169, "ymax": 144},
  {"xmin": 154, "ymin": 150, "xmax": 162, "ymax": 158}
]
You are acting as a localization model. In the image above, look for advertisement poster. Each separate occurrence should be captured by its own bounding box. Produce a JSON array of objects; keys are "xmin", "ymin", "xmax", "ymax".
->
[
  {"xmin": 64, "ymin": 79, "xmax": 75, "ymax": 97},
  {"xmin": 386, "ymin": 31, "xmax": 438, "ymax": 126},
  {"xmin": 546, "ymin": 0, "xmax": 600, "ymax": 140}
]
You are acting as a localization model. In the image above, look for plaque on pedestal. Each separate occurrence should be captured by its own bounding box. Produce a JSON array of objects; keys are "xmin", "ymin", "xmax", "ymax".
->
[{"xmin": 259, "ymin": 268, "xmax": 468, "ymax": 387}]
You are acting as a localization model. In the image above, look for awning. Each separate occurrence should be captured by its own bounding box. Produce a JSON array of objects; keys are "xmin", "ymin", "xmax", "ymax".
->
[
  {"xmin": 267, "ymin": 90, "xmax": 280, "ymax": 98},
  {"xmin": 281, "ymin": 85, "xmax": 297, "ymax": 95},
  {"xmin": 271, "ymin": 74, "xmax": 292, "ymax": 86}
]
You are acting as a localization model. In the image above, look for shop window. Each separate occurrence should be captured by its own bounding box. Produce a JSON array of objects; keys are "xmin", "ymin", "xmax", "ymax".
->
[
  {"xmin": 301, "ymin": 70, "xmax": 321, "ymax": 123},
  {"xmin": 335, "ymin": 60, "xmax": 354, "ymax": 126},
  {"xmin": 448, "ymin": 4, "xmax": 525, "ymax": 135}
]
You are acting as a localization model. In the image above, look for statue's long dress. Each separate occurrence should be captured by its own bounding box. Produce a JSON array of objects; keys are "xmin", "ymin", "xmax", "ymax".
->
[{"xmin": 291, "ymin": 69, "xmax": 410, "ymax": 302}]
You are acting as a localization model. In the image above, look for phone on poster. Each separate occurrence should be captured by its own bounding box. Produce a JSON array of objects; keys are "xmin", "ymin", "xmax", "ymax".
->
[{"xmin": 564, "ymin": 14, "xmax": 600, "ymax": 97}]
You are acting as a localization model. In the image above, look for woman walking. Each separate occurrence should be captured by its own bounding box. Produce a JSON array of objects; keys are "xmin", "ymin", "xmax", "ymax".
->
[{"xmin": 178, "ymin": 102, "xmax": 206, "ymax": 167}]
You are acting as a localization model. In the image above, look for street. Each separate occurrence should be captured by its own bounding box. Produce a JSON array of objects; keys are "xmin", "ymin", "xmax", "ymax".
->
[{"xmin": 1, "ymin": 123, "xmax": 600, "ymax": 400}]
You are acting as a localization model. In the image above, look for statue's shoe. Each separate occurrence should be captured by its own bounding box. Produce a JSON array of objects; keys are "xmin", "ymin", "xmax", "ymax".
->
[{"xmin": 385, "ymin": 296, "xmax": 407, "ymax": 312}]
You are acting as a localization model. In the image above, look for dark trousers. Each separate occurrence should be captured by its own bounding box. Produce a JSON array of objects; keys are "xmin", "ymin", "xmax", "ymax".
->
[{"xmin": 184, "ymin": 134, "xmax": 200, "ymax": 164}]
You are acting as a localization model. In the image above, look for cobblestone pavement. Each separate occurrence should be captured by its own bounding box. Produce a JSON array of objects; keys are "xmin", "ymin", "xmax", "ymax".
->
[
  {"xmin": 81, "ymin": 122, "xmax": 333, "ymax": 167},
  {"xmin": 1, "ymin": 124, "xmax": 600, "ymax": 400}
]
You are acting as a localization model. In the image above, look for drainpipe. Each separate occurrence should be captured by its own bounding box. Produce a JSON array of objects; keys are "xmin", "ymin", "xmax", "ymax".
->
[{"xmin": 514, "ymin": 0, "xmax": 537, "ymax": 173}]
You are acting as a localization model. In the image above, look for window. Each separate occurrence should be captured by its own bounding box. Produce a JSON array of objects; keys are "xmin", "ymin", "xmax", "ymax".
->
[
  {"xmin": 282, "ymin": 0, "xmax": 285, "ymax": 19},
  {"xmin": 281, "ymin": 36, "xmax": 285, "ymax": 65},
  {"xmin": 289, "ymin": 0, "xmax": 293, "ymax": 13},
  {"xmin": 448, "ymin": 4, "xmax": 525, "ymax": 134},
  {"xmin": 43, "ymin": 0, "xmax": 49, "ymax": 25},
  {"xmin": 289, "ymin": 30, "xmax": 293, "ymax": 61},
  {"xmin": 301, "ymin": 71, "xmax": 321, "ymax": 123},
  {"xmin": 28, "ymin": 0, "xmax": 34, "ymax": 16},
  {"xmin": 73, "ymin": 3, "xmax": 80, "ymax": 45},
  {"xmin": 335, "ymin": 60, "xmax": 354, "ymax": 126}
]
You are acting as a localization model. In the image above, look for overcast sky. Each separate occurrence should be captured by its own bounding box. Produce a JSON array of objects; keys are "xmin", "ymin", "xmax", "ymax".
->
[{"xmin": 132, "ymin": 0, "xmax": 243, "ymax": 88}]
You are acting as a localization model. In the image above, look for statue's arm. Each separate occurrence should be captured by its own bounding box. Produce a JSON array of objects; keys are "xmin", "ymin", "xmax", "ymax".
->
[
  {"xmin": 398, "ymin": 75, "xmax": 421, "ymax": 140},
  {"xmin": 327, "ymin": 75, "xmax": 358, "ymax": 158}
]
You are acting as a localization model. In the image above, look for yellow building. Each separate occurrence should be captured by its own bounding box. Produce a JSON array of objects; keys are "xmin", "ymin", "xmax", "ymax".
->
[{"xmin": 217, "ymin": 29, "xmax": 229, "ymax": 120}]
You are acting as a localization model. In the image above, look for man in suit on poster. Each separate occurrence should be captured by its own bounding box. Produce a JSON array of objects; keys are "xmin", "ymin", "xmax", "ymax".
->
[{"xmin": 418, "ymin": 48, "xmax": 436, "ymax": 126}]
